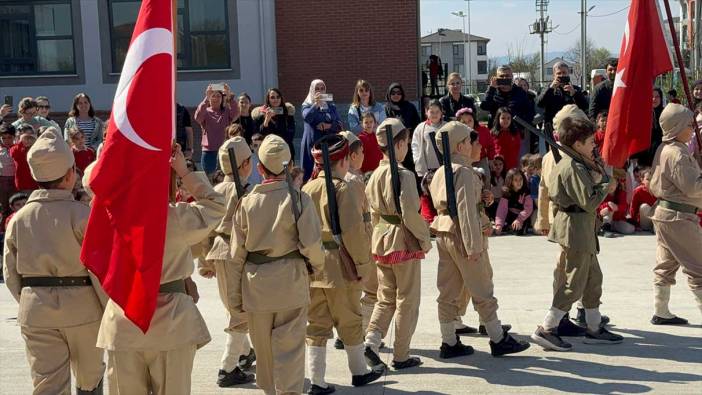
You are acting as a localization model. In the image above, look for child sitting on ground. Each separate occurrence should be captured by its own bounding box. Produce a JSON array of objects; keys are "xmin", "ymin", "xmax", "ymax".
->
[
  {"xmin": 594, "ymin": 112, "xmax": 607, "ymax": 156},
  {"xmin": 4, "ymin": 192, "xmax": 28, "ymax": 230},
  {"xmin": 490, "ymin": 155, "xmax": 506, "ymax": 199},
  {"xmin": 494, "ymin": 168, "xmax": 533, "ymax": 235},
  {"xmin": 598, "ymin": 172, "xmax": 635, "ymax": 237},
  {"xmin": 68, "ymin": 128, "xmax": 96, "ymax": 173},
  {"xmin": 629, "ymin": 168, "xmax": 656, "ymax": 232}
]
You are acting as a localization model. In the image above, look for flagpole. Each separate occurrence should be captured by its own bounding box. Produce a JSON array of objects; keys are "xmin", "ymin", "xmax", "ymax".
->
[
  {"xmin": 169, "ymin": 0, "xmax": 178, "ymax": 202},
  {"xmin": 662, "ymin": 0, "xmax": 702, "ymax": 152}
]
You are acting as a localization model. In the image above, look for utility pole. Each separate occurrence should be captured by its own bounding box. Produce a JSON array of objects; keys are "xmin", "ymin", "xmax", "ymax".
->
[
  {"xmin": 451, "ymin": 10, "xmax": 469, "ymax": 94},
  {"xmin": 579, "ymin": 2, "xmax": 595, "ymax": 88},
  {"xmin": 530, "ymin": 0, "xmax": 553, "ymax": 89},
  {"xmin": 466, "ymin": 0, "xmax": 472, "ymax": 94}
]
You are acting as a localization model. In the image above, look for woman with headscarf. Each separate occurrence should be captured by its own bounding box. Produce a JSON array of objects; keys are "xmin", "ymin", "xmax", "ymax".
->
[
  {"xmin": 633, "ymin": 87, "xmax": 665, "ymax": 167},
  {"xmin": 385, "ymin": 83, "xmax": 420, "ymax": 132},
  {"xmin": 301, "ymin": 79, "xmax": 343, "ymax": 180}
]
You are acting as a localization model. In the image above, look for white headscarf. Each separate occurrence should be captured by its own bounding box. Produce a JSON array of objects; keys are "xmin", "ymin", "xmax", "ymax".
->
[{"xmin": 303, "ymin": 79, "xmax": 327, "ymax": 109}]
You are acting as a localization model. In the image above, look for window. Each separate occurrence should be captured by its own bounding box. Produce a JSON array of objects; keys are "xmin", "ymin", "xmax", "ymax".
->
[
  {"xmin": 108, "ymin": 0, "xmax": 230, "ymax": 72},
  {"xmin": 477, "ymin": 60, "xmax": 487, "ymax": 74},
  {"xmin": 421, "ymin": 44, "xmax": 431, "ymax": 64},
  {"xmin": 477, "ymin": 42, "xmax": 486, "ymax": 56},
  {"xmin": 452, "ymin": 44, "xmax": 463, "ymax": 57},
  {"xmin": 0, "ymin": 2, "xmax": 76, "ymax": 76}
]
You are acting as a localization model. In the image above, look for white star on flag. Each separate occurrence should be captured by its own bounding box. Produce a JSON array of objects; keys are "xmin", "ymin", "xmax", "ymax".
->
[{"xmin": 612, "ymin": 68, "xmax": 627, "ymax": 98}]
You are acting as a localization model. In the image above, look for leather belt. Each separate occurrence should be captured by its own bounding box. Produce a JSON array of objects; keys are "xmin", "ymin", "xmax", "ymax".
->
[
  {"xmin": 379, "ymin": 214, "xmax": 401, "ymax": 225},
  {"xmin": 159, "ymin": 279, "xmax": 187, "ymax": 294},
  {"xmin": 322, "ymin": 241, "xmax": 339, "ymax": 250},
  {"xmin": 658, "ymin": 199, "xmax": 698, "ymax": 214},
  {"xmin": 21, "ymin": 276, "xmax": 92, "ymax": 287},
  {"xmin": 558, "ymin": 205, "xmax": 586, "ymax": 213},
  {"xmin": 247, "ymin": 250, "xmax": 305, "ymax": 265}
]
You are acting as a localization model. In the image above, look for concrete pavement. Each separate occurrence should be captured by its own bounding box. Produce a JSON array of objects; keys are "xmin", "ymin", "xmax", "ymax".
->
[{"xmin": 1, "ymin": 233, "xmax": 701, "ymax": 394}]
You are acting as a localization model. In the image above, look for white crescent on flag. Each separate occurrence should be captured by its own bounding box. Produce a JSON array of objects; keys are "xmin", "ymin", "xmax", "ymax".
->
[{"xmin": 112, "ymin": 27, "xmax": 173, "ymax": 151}]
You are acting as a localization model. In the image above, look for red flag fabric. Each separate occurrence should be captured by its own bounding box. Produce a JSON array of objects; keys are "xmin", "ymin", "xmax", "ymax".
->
[
  {"xmin": 80, "ymin": 0, "xmax": 174, "ymax": 332},
  {"xmin": 602, "ymin": 0, "xmax": 673, "ymax": 168}
]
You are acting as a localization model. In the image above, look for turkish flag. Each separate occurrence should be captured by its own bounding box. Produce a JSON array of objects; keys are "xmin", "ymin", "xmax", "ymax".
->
[
  {"xmin": 81, "ymin": 0, "xmax": 174, "ymax": 332},
  {"xmin": 602, "ymin": 0, "xmax": 672, "ymax": 168}
]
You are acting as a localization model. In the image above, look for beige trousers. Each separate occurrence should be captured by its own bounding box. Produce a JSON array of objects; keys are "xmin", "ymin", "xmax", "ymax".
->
[
  {"xmin": 652, "ymin": 207, "xmax": 702, "ymax": 290},
  {"xmin": 21, "ymin": 321, "xmax": 104, "ymax": 395},
  {"xmin": 551, "ymin": 247, "xmax": 603, "ymax": 311},
  {"xmin": 107, "ymin": 344, "xmax": 196, "ymax": 395},
  {"xmin": 249, "ymin": 307, "xmax": 307, "ymax": 395},
  {"xmin": 367, "ymin": 259, "xmax": 421, "ymax": 362},
  {"xmin": 307, "ymin": 287, "xmax": 363, "ymax": 347},
  {"xmin": 436, "ymin": 234, "xmax": 499, "ymax": 324},
  {"xmin": 361, "ymin": 261, "xmax": 379, "ymax": 308},
  {"xmin": 213, "ymin": 259, "xmax": 249, "ymax": 332}
]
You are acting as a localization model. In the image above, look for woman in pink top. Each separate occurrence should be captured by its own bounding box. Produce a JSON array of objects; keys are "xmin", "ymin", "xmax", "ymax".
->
[{"xmin": 195, "ymin": 83, "xmax": 240, "ymax": 174}]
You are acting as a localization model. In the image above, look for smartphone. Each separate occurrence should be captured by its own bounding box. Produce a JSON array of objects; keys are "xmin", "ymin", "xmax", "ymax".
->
[
  {"xmin": 319, "ymin": 93, "xmax": 334, "ymax": 102},
  {"xmin": 558, "ymin": 76, "xmax": 571, "ymax": 85},
  {"xmin": 272, "ymin": 107, "xmax": 284, "ymax": 115},
  {"xmin": 496, "ymin": 78, "xmax": 512, "ymax": 87},
  {"xmin": 3, "ymin": 95, "xmax": 12, "ymax": 107},
  {"xmin": 210, "ymin": 83, "xmax": 225, "ymax": 92}
]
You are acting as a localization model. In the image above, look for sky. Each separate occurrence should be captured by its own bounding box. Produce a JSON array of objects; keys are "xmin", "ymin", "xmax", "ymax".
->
[{"xmin": 420, "ymin": 0, "xmax": 681, "ymax": 58}]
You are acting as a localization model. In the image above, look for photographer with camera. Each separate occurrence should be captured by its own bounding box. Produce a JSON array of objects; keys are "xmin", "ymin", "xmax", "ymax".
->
[
  {"xmin": 536, "ymin": 62, "xmax": 588, "ymax": 133},
  {"xmin": 480, "ymin": 65, "xmax": 535, "ymax": 131}
]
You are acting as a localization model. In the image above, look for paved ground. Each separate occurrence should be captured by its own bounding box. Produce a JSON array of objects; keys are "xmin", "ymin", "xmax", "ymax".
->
[{"xmin": 1, "ymin": 233, "xmax": 701, "ymax": 394}]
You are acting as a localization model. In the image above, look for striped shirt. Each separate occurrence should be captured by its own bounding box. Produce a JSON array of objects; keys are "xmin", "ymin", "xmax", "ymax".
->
[{"xmin": 75, "ymin": 118, "xmax": 96, "ymax": 142}]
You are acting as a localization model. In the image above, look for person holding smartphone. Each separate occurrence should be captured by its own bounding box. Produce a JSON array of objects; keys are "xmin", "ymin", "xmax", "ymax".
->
[
  {"xmin": 300, "ymin": 79, "xmax": 343, "ymax": 181},
  {"xmin": 195, "ymin": 83, "xmax": 240, "ymax": 175},
  {"xmin": 536, "ymin": 61, "xmax": 588, "ymax": 135},
  {"xmin": 252, "ymin": 88, "xmax": 296, "ymax": 160},
  {"xmin": 480, "ymin": 65, "xmax": 535, "ymax": 133}
]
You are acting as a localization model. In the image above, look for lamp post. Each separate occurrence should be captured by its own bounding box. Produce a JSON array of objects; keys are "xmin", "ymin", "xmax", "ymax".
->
[
  {"xmin": 451, "ymin": 10, "xmax": 469, "ymax": 94},
  {"xmin": 579, "ymin": 1, "xmax": 596, "ymax": 88}
]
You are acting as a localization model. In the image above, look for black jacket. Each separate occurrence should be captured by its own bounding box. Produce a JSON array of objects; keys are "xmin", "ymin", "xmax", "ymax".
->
[
  {"xmin": 588, "ymin": 79, "xmax": 613, "ymax": 120},
  {"xmin": 536, "ymin": 84, "xmax": 588, "ymax": 125},
  {"xmin": 480, "ymin": 85, "xmax": 535, "ymax": 128},
  {"xmin": 439, "ymin": 94, "xmax": 476, "ymax": 122},
  {"xmin": 384, "ymin": 83, "xmax": 421, "ymax": 131}
]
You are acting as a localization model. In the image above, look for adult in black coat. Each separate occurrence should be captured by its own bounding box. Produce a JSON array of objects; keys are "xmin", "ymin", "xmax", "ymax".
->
[
  {"xmin": 536, "ymin": 61, "xmax": 588, "ymax": 127},
  {"xmin": 480, "ymin": 65, "xmax": 535, "ymax": 129},
  {"xmin": 588, "ymin": 58, "xmax": 618, "ymax": 120},
  {"xmin": 385, "ymin": 82, "xmax": 421, "ymax": 131},
  {"xmin": 439, "ymin": 72, "xmax": 476, "ymax": 121},
  {"xmin": 632, "ymin": 87, "xmax": 665, "ymax": 167}
]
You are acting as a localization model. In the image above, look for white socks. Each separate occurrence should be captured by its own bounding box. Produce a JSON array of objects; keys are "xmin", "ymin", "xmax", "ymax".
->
[
  {"xmin": 483, "ymin": 319, "xmax": 505, "ymax": 343},
  {"xmin": 221, "ymin": 332, "xmax": 247, "ymax": 372},
  {"xmin": 543, "ymin": 307, "xmax": 567, "ymax": 331},
  {"xmin": 345, "ymin": 344, "xmax": 370, "ymax": 376},
  {"xmin": 364, "ymin": 330, "xmax": 382, "ymax": 354},
  {"xmin": 584, "ymin": 308, "xmax": 602, "ymax": 332},
  {"xmin": 307, "ymin": 346, "xmax": 328, "ymax": 388},
  {"xmin": 440, "ymin": 322, "xmax": 457, "ymax": 346},
  {"xmin": 654, "ymin": 285, "xmax": 675, "ymax": 319}
]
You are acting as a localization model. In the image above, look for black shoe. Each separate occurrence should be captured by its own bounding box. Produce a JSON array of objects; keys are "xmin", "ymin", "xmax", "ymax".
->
[
  {"xmin": 217, "ymin": 367, "xmax": 254, "ymax": 387},
  {"xmin": 455, "ymin": 325, "xmax": 478, "ymax": 335},
  {"xmin": 238, "ymin": 348, "xmax": 256, "ymax": 371},
  {"xmin": 530, "ymin": 326, "xmax": 573, "ymax": 351},
  {"xmin": 490, "ymin": 332, "xmax": 530, "ymax": 356},
  {"xmin": 574, "ymin": 308, "xmax": 610, "ymax": 327},
  {"xmin": 351, "ymin": 366, "xmax": 385, "ymax": 387},
  {"xmin": 599, "ymin": 223, "xmax": 613, "ymax": 236},
  {"xmin": 651, "ymin": 315, "xmax": 689, "ymax": 325},
  {"xmin": 583, "ymin": 327, "xmax": 623, "ymax": 345},
  {"xmin": 392, "ymin": 356, "xmax": 422, "ymax": 370},
  {"xmin": 557, "ymin": 313, "xmax": 587, "ymax": 337},
  {"xmin": 439, "ymin": 339, "xmax": 474, "ymax": 359},
  {"xmin": 334, "ymin": 338, "xmax": 345, "ymax": 349},
  {"xmin": 364, "ymin": 346, "xmax": 387, "ymax": 370},
  {"xmin": 308, "ymin": 384, "xmax": 336, "ymax": 394},
  {"xmin": 479, "ymin": 324, "xmax": 512, "ymax": 336}
]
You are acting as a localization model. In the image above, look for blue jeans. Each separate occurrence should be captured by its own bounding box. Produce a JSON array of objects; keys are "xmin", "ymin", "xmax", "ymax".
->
[{"xmin": 201, "ymin": 150, "xmax": 218, "ymax": 174}]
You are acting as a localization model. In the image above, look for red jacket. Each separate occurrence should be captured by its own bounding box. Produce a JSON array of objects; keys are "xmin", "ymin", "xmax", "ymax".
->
[
  {"xmin": 359, "ymin": 129, "xmax": 383, "ymax": 173},
  {"xmin": 9, "ymin": 143, "xmax": 38, "ymax": 191},
  {"xmin": 595, "ymin": 130, "xmax": 605, "ymax": 156},
  {"xmin": 493, "ymin": 129, "xmax": 521, "ymax": 170},
  {"xmin": 629, "ymin": 184, "xmax": 656, "ymax": 225},
  {"xmin": 475, "ymin": 124, "xmax": 496, "ymax": 160},
  {"xmin": 599, "ymin": 187, "xmax": 628, "ymax": 221},
  {"xmin": 73, "ymin": 147, "xmax": 96, "ymax": 173}
]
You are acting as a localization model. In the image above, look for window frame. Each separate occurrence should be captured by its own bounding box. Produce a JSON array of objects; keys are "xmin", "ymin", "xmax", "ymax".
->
[
  {"xmin": 0, "ymin": 0, "xmax": 77, "ymax": 77},
  {"xmin": 477, "ymin": 60, "xmax": 487, "ymax": 75},
  {"xmin": 477, "ymin": 42, "xmax": 487, "ymax": 56}
]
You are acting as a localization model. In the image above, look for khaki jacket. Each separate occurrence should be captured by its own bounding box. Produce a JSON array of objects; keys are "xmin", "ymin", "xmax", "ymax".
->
[
  {"xmin": 204, "ymin": 176, "xmax": 248, "ymax": 263},
  {"xmin": 650, "ymin": 141, "xmax": 702, "ymax": 211},
  {"xmin": 547, "ymin": 155, "xmax": 612, "ymax": 253},
  {"xmin": 96, "ymin": 172, "xmax": 225, "ymax": 351},
  {"xmin": 230, "ymin": 180, "xmax": 324, "ymax": 314},
  {"xmin": 535, "ymin": 150, "xmax": 557, "ymax": 231},
  {"xmin": 3, "ymin": 189, "xmax": 106, "ymax": 328},
  {"xmin": 365, "ymin": 159, "xmax": 432, "ymax": 256},
  {"xmin": 302, "ymin": 170, "xmax": 372, "ymax": 288},
  {"xmin": 429, "ymin": 154, "xmax": 488, "ymax": 256},
  {"xmin": 345, "ymin": 169, "xmax": 373, "ymax": 244}
]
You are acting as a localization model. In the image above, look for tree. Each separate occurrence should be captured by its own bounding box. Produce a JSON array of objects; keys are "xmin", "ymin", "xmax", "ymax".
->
[
  {"xmin": 505, "ymin": 41, "xmax": 541, "ymax": 87},
  {"xmin": 565, "ymin": 38, "xmax": 612, "ymax": 87}
]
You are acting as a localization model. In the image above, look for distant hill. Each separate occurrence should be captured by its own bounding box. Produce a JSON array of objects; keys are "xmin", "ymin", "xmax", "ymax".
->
[{"xmin": 492, "ymin": 51, "xmax": 569, "ymax": 66}]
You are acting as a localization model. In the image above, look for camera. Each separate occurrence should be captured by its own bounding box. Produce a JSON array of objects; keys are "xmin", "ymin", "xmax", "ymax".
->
[
  {"xmin": 319, "ymin": 94, "xmax": 334, "ymax": 102},
  {"xmin": 557, "ymin": 76, "xmax": 571, "ymax": 85},
  {"xmin": 496, "ymin": 78, "xmax": 512, "ymax": 87},
  {"xmin": 3, "ymin": 96, "xmax": 12, "ymax": 107}
]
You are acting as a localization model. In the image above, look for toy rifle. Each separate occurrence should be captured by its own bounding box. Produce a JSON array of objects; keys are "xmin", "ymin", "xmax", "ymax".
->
[
  {"xmin": 283, "ymin": 161, "xmax": 314, "ymax": 275},
  {"xmin": 439, "ymin": 131, "xmax": 469, "ymax": 256},
  {"xmin": 227, "ymin": 147, "xmax": 245, "ymax": 200},
  {"xmin": 320, "ymin": 140, "xmax": 360, "ymax": 282}
]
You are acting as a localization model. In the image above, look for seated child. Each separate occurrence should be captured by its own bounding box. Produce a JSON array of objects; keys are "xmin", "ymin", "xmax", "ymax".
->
[
  {"xmin": 629, "ymin": 168, "xmax": 656, "ymax": 232},
  {"xmin": 594, "ymin": 112, "xmax": 607, "ymax": 156},
  {"xmin": 598, "ymin": 174, "xmax": 635, "ymax": 236},
  {"xmin": 490, "ymin": 155, "xmax": 506, "ymax": 199},
  {"xmin": 68, "ymin": 128, "xmax": 96, "ymax": 173},
  {"xmin": 494, "ymin": 169, "xmax": 533, "ymax": 235}
]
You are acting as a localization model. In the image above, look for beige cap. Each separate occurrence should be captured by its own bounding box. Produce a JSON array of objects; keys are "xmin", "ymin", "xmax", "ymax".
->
[
  {"xmin": 553, "ymin": 104, "xmax": 588, "ymax": 137},
  {"xmin": 660, "ymin": 103, "xmax": 694, "ymax": 142},
  {"xmin": 338, "ymin": 130, "xmax": 360, "ymax": 146},
  {"xmin": 82, "ymin": 161, "xmax": 96, "ymax": 197},
  {"xmin": 375, "ymin": 118, "xmax": 406, "ymax": 147},
  {"xmin": 218, "ymin": 136, "xmax": 252, "ymax": 175},
  {"xmin": 27, "ymin": 127, "xmax": 75, "ymax": 182},
  {"xmin": 435, "ymin": 121, "xmax": 471, "ymax": 154},
  {"xmin": 258, "ymin": 134, "xmax": 291, "ymax": 175}
]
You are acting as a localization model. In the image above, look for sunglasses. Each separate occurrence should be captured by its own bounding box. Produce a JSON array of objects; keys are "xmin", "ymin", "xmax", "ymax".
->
[{"xmin": 390, "ymin": 90, "xmax": 402, "ymax": 95}]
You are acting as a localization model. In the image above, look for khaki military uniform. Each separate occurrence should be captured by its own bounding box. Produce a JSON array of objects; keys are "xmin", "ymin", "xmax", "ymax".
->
[
  {"xmin": 230, "ymin": 180, "xmax": 324, "ymax": 394},
  {"xmin": 547, "ymin": 156, "xmax": 612, "ymax": 312},
  {"xmin": 649, "ymin": 141, "xmax": 702, "ymax": 291},
  {"xmin": 97, "ymin": 172, "xmax": 225, "ymax": 395},
  {"xmin": 535, "ymin": 150, "xmax": 557, "ymax": 232},
  {"xmin": 3, "ymin": 189, "xmax": 106, "ymax": 395},
  {"xmin": 345, "ymin": 169, "xmax": 377, "ymax": 332},
  {"xmin": 364, "ymin": 159, "xmax": 432, "ymax": 362}
]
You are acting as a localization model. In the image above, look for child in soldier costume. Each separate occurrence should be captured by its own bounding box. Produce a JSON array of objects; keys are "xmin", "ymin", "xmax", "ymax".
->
[
  {"xmin": 648, "ymin": 103, "xmax": 702, "ymax": 325},
  {"xmin": 199, "ymin": 136, "xmax": 256, "ymax": 386},
  {"xmin": 229, "ymin": 134, "xmax": 325, "ymax": 394},
  {"xmin": 429, "ymin": 121, "xmax": 530, "ymax": 358},
  {"xmin": 3, "ymin": 128, "xmax": 106, "ymax": 395},
  {"xmin": 531, "ymin": 116, "xmax": 623, "ymax": 351},
  {"xmin": 302, "ymin": 134, "xmax": 384, "ymax": 394},
  {"xmin": 96, "ymin": 145, "xmax": 226, "ymax": 395},
  {"xmin": 364, "ymin": 118, "xmax": 432, "ymax": 370}
]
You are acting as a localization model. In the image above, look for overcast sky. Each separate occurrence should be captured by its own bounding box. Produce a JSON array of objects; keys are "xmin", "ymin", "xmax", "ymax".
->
[{"xmin": 420, "ymin": 0, "xmax": 681, "ymax": 57}]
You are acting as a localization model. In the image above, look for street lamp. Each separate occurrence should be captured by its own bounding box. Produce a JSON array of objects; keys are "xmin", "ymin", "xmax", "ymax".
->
[{"xmin": 451, "ymin": 10, "xmax": 469, "ymax": 94}]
